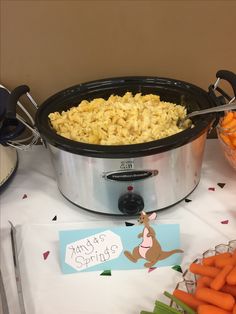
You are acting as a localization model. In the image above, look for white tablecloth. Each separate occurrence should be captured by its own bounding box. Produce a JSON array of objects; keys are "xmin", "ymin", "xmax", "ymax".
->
[{"xmin": 0, "ymin": 139, "xmax": 236, "ymax": 314}]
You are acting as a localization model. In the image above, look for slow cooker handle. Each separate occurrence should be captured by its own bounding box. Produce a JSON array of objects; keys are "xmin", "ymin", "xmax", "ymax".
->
[
  {"xmin": 214, "ymin": 70, "xmax": 236, "ymax": 102},
  {"xmin": 5, "ymin": 85, "xmax": 42, "ymax": 150},
  {"xmin": 6, "ymin": 85, "xmax": 30, "ymax": 119},
  {"xmin": 216, "ymin": 70, "xmax": 236, "ymax": 96}
]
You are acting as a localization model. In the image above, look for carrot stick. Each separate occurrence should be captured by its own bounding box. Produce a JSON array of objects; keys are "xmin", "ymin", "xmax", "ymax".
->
[
  {"xmin": 223, "ymin": 118, "xmax": 236, "ymax": 130},
  {"xmin": 210, "ymin": 264, "xmax": 234, "ymax": 291},
  {"xmin": 231, "ymin": 137, "xmax": 236, "ymax": 147},
  {"xmin": 164, "ymin": 290, "xmax": 197, "ymax": 313},
  {"xmin": 226, "ymin": 265, "xmax": 236, "ymax": 285},
  {"xmin": 202, "ymin": 256, "xmax": 217, "ymax": 266},
  {"xmin": 197, "ymin": 304, "xmax": 232, "ymax": 314},
  {"xmin": 195, "ymin": 287, "xmax": 235, "ymax": 311},
  {"xmin": 172, "ymin": 289, "xmax": 205, "ymax": 310},
  {"xmin": 222, "ymin": 112, "xmax": 234, "ymax": 127},
  {"xmin": 233, "ymin": 304, "xmax": 236, "ymax": 314},
  {"xmin": 221, "ymin": 284, "xmax": 236, "ymax": 298},
  {"xmin": 197, "ymin": 276, "xmax": 212, "ymax": 288},
  {"xmin": 202, "ymin": 253, "xmax": 232, "ymax": 266},
  {"xmin": 219, "ymin": 133, "xmax": 234, "ymax": 148},
  {"xmin": 215, "ymin": 257, "xmax": 236, "ymax": 268},
  {"xmin": 189, "ymin": 263, "xmax": 220, "ymax": 278}
]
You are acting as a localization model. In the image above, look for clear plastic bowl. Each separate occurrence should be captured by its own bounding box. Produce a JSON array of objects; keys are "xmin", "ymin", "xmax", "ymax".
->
[
  {"xmin": 217, "ymin": 118, "xmax": 236, "ymax": 171},
  {"xmin": 170, "ymin": 240, "xmax": 236, "ymax": 313}
]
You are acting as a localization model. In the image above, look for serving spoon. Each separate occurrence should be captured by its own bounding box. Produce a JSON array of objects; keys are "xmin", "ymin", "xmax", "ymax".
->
[{"xmin": 178, "ymin": 102, "xmax": 236, "ymax": 128}]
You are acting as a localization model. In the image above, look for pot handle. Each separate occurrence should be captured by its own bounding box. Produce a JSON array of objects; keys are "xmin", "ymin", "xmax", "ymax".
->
[
  {"xmin": 208, "ymin": 70, "xmax": 236, "ymax": 108},
  {"xmin": 4, "ymin": 84, "xmax": 42, "ymax": 150},
  {"xmin": 0, "ymin": 120, "xmax": 25, "ymax": 145},
  {"xmin": 6, "ymin": 85, "xmax": 30, "ymax": 119},
  {"xmin": 216, "ymin": 70, "xmax": 236, "ymax": 98}
]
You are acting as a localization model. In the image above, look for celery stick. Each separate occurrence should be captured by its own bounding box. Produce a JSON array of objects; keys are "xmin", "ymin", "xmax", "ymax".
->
[
  {"xmin": 163, "ymin": 291, "xmax": 196, "ymax": 314},
  {"xmin": 154, "ymin": 300, "xmax": 182, "ymax": 313}
]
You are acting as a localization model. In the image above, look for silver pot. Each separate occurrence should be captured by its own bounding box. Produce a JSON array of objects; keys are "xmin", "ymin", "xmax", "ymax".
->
[
  {"xmin": 0, "ymin": 85, "xmax": 39, "ymax": 190},
  {"xmin": 6, "ymin": 71, "xmax": 236, "ymax": 215},
  {"xmin": 48, "ymin": 134, "xmax": 206, "ymax": 215},
  {"xmin": 0, "ymin": 145, "xmax": 18, "ymax": 189}
]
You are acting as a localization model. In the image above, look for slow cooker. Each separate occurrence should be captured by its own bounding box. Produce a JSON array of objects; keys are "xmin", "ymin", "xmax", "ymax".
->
[
  {"xmin": 0, "ymin": 85, "xmax": 39, "ymax": 190},
  {"xmin": 4, "ymin": 70, "xmax": 236, "ymax": 215}
]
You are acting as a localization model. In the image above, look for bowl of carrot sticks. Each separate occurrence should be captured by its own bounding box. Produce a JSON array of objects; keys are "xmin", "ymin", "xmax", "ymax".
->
[
  {"xmin": 169, "ymin": 239, "xmax": 236, "ymax": 314},
  {"xmin": 217, "ymin": 111, "xmax": 236, "ymax": 171}
]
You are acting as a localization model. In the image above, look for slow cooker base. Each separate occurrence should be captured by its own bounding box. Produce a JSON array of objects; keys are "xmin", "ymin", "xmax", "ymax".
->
[
  {"xmin": 58, "ymin": 183, "xmax": 199, "ymax": 217},
  {"xmin": 0, "ymin": 153, "xmax": 18, "ymax": 193}
]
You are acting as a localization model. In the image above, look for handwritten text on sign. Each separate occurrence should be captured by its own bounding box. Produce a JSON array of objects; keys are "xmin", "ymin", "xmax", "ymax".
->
[{"xmin": 65, "ymin": 230, "xmax": 123, "ymax": 271}]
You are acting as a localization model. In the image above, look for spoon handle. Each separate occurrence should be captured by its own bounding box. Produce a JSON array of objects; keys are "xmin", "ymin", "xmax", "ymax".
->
[{"xmin": 187, "ymin": 102, "xmax": 236, "ymax": 119}]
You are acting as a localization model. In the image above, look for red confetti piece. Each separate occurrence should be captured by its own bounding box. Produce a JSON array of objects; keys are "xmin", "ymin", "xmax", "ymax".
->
[
  {"xmin": 208, "ymin": 187, "xmax": 215, "ymax": 191},
  {"xmin": 148, "ymin": 267, "xmax": 157, "ymax": 273},
  {"xmin": 43, "ymin": 251, "xmax": 50, "ymax": 260},
  {"xmin": 221, "ymin": 220, "xmax": 229, "ymax": 224},
  {"xmin": 22, "ymin": 194, "xmax": 27, "ymax": 199}
]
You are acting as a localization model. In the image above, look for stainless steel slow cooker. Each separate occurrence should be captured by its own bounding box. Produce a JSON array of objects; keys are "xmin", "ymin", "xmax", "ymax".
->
[
  {"xmin": 5, "ymin": 70, "xmax": 236, "ymax": 215},
  {"xmin": 0, "ymin": 85, "xmax": 39, "ymax": 190}
]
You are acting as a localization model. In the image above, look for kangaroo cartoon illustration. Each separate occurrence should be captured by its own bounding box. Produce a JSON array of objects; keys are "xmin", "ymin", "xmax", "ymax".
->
[{"xmin": 124, "ymin": 211, "xmax": 183, "ymax": 268}]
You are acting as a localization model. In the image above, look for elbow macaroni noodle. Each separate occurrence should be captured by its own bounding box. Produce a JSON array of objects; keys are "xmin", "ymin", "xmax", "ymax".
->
[{"xmin": 48, "ymin": 92, "xmax": 191, "ymax": 145}]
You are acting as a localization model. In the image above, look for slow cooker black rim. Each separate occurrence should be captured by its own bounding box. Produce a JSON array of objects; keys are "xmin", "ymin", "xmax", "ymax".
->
[{"xmin": 35, "ymin": 76, "xmax": 215, "ymax": 158}]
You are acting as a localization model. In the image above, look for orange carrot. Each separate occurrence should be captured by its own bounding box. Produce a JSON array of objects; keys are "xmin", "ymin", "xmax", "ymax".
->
[
  {"xmin": 221, "ymin": 284, "xmax": 236, "ymax": 298},
  {"xmin": 202, "ymin": 255, "xmax": 217, "ymax": 266},
  {"xmin": 215, "ymin": 257, "xmax": 236, "ymax": 268},
  {"xmin": 195, "ymin": 287, "xmax": 235, "ymax": 311},
  {"xmin": 203, "ymin": 253, "xmax": 232, "ymax": 266},
  {"xmin": 231, "ymin": 137, "xmax": 236, "ymax": 147},
  {"xmin": 223, "ymin": 118, "xmax": 236, "ymax": 130},
  {"xmin": 222, "ymin": 112, "xmax": 234, "ymax": 127},
  {"xmin": 233, "ymin": 304, "xmax": 236, "ymax": 314},
  {"xmin": 197, "ymin": 304, "xmax": 232, "ymax": 314},
  {"xmin": 220, "ymin": 133, "xmax": 235, "ymax": 149},
  {"xmin": 229, "ymin": 128, "xmax": 236, "ymax": 138},
  {"xmin": 197, "ymin": 276, "xmax": 212, "ymax": 288},
  {"xmin": 190, "ymin": 263, "xmax": 220, "ymax": 278},
  {"xmin": 210, "ymin": 264, "xmax": 234, "ymax": 291},
  {"xmin": 173, "ymin": 289, "xmax": 205, "ymax": 310},
  {"xmin": 226, "ymin": 265, "xmax": 236, "ymax": 285}
]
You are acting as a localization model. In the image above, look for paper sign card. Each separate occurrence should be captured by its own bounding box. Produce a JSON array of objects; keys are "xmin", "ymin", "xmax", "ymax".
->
[
  {"xmin": 59, "ymin": 213, "xmax": 183, "ymax": 274},
  {"xmin": 65, "ymin": 230, "xmax": 123, "ymax": 271}
]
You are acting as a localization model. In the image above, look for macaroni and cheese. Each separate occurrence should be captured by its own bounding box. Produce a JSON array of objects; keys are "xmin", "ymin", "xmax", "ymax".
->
[{"xmin": 48, "ymin": 92, "xmax": 191, "ymax": 145}]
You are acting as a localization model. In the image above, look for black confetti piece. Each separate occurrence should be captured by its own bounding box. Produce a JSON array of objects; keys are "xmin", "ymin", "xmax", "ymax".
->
[
  {"xmin": 125, "ymin": 222, "xmax": 135, "ymax": 226},
  {"xmin": 172, "ymin": 265, "xmax": 183, "ymax": 273},
  {"xmin": 217, "ymin": 183, "xmax": 226, "ymax": 189},
  {"xmin": 185, "ymin": 198, "xmax": 192, "ymax": 203},
  {"xmin": 22, "ymin": 194, "xmax": 27, "ymax": 199},
  {"xmin": 52, "ymin": 215, "xmax": 57, "ymax": 221},
  {"xmin": 100, "ymin": 270, "xmax": 111, "ymax": 276}
]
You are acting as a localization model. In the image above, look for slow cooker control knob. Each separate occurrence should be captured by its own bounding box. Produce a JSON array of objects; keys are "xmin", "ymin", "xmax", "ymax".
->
[{"xmin": 118, "ymin": 193, "xmax": 144, "ymax": 215}]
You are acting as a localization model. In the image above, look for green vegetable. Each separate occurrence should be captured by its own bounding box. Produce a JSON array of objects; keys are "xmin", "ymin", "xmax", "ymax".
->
[
  {"xmin": 153, "ymin": 300, "xmax": 182, "ymax": 313},
  {"xmin": 163, "ymin": 291, "xmax": 196, "ymax": 314}
]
